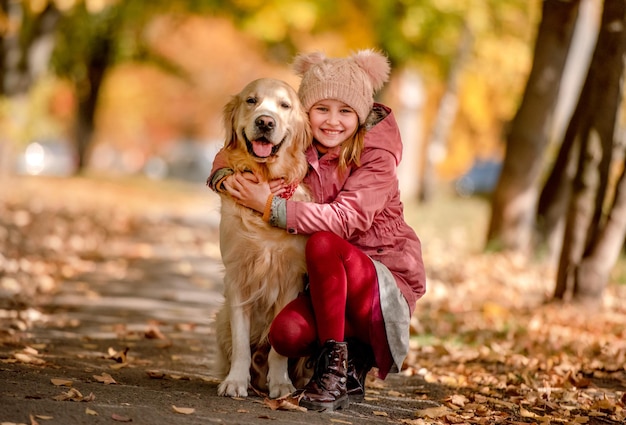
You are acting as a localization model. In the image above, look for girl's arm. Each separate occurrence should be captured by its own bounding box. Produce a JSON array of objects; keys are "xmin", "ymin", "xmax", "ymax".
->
[
  {"xmin": 208, "ymin": 148, "xmax": 287, "ymax": 198},
  {"xmin": 286, "ymin": 150, "xmax": 396, "ymax": 239},
  {"xmin": 227, "ymin": 148, "xmax": 397, "ymax": 237},
  {"xmin": 206, "ymin": 148, "xmax": 232, "ymax": 192}
]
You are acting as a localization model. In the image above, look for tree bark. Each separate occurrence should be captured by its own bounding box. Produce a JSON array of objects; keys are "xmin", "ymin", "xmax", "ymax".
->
[
  {"xmin": 536, "ymin": 0, "xmax": 600, "ymax": 263},
  {"xmin": 487, "ymin": 0, "xmax": 580, "ymax": 252},
  {"xmin": 576, "ymin": 162, "xmax": 626, "ymax": 302},
  {"xmin": 554, "ymin": 0, "xmax": 626, "ymax": 302}
]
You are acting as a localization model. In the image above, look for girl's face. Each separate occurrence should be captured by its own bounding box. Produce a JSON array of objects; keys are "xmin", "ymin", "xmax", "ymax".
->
[{"xmin": 308, "ymin": 99, "xmax": 359, "ymax": 154}]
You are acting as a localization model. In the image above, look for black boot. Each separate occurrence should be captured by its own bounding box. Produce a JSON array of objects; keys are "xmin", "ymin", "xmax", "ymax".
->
[
  {"xmin": 297, "ymin": 340, "xmax": 349, "ymax": 411},
  {"xmin": 346, "ymin": 339, "xmax": 375, "ymax": 402}
]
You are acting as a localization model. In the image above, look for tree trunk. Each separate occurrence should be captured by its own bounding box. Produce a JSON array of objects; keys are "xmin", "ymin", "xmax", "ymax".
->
[
  {"xmin": 554, "ymin": 131, "xmax": 603, "ymax": 299},
  {"xmin": 536, "ymin": 0, "xmax": 601, "ymax": 264},
  {"xmin": 74, "ymin": 36, "xmax": 112, "ymax": 171},
  {"xmin": 575, "ymin": 162, "xmax": 626, "ymax": 302},
  {"xmin": 554, "ymin": 0, "xmax": 626, "ymax": 302},
  {"xmin": 487, "ymin": 0, "xmax": 580, "ymax": 253}
]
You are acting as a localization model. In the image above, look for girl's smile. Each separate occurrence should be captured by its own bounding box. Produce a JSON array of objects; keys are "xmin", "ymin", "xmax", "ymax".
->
[{"xmin": 308, "ymin": 99, "xmax": 359, "ymax": 154}]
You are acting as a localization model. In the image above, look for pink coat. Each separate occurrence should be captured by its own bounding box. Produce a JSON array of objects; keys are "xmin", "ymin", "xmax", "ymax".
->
[{"xmin": 284, "ymin": 104, "xmax": 425, "ymax": 313}]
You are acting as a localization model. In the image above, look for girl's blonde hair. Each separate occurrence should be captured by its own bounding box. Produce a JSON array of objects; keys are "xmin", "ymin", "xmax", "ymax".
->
[{"xmin": 337, "ymin": 125, "xmax": 366, "ymax": 171}]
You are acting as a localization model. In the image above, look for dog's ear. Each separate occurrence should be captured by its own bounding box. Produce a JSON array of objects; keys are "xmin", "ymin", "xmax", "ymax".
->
[
  {"xmin": 294, "ymin": 104, "xmax": 312, "ymax": 152},
  {"xmin": 223, "ymin": 94, "xmax": 240, "ymax": 149}
]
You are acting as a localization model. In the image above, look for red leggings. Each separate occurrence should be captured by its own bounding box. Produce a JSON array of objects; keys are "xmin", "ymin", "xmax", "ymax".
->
[{"xmin": 268, "ymin": 231, "xmax": 377, "ymax": 357}]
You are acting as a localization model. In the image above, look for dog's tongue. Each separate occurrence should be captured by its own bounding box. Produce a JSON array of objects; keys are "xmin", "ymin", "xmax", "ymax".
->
[{"xmin": 252, "ymin": 140, "xmax": 273, "ymax": 158}]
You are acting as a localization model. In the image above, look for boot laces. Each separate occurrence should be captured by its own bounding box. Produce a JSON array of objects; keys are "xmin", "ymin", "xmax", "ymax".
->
[{"xmin": 307, "ymin": 345, "xmax": 334, "ymax": 388}]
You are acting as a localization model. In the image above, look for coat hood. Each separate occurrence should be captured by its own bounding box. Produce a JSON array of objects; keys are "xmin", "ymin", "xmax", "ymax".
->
[{"xmin": 363, "ymin": 104, "xmax": 402, "ymax": 166}]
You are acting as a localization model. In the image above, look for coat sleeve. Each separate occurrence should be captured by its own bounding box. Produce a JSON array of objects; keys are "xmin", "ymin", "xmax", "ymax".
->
[
  {"xmin": 286, "ymin": 149, "xmax": 396, "ymax": 238},
  {"xmin": 206, "ymin": 148, "xmax": 232, "ymax": 192}
]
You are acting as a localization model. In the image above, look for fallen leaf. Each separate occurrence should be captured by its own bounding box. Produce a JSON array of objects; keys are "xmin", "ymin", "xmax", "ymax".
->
[
  {"xmin": 33, "ymin": 416, "xmax": 52, "ymax": 420},
  {"xmin": 53, "ymin": 388, "xmax": 95, "ymax": 402},
  {"xmin": 168, "ymin": 374, "xmax": 190, "ymax": 380},
  {"xmin": 111, "ymin": 413, "xmax": 132, "ymax": 422},
  {"xmin": 263, "ymin": 394, "xmax": 307, "ymax": 412},
  {"xmin": 519, "ymin": 407, "xmax": 539, "ymax": 418},
  {"xmin": 145, "ymin": 326, "xmax": 166, "ymax": 340},
  {"xmin": 29, "ymin": 414, "xmax": 39, "ymax": 425},
  {"xmin": 107, "ymin": 347, "xmax": 129, "ymax": 363},
  {"xmin": 146, "ymin": 370, "xmax": 165, "ymax": 379},
  {"xmin": 14, "ymin": 353, "xmax": 45, "ymax": 365},
  {"xmin": 446, "ymin": 394, "xmax": 468, "ymax": 407},
  {"xmin": 373, "ymin": 411, "xmax": 388, "ymax": 416},
  {"xmin": 23, "ymin": 346, "xmax": 39, "ymax": 355},
  {"xmin": 50, "ymin": 378, "xmax": 73, "ymax": 387},
  {"xmin": 591, "ymin": 394, "xmax": 615, "ymax": 410},
  {"xmin": 415, "ymin": 406, "xmax": 451, "ymax": 419},
  {"xmin": 172, "ymin": 405, "xmax": 195, "ymax": 415},
  {"xmin": 329, "ymin": 419, "xmax": 353, "ymax": 424},
  {"xmin": 93, "ymin": 372, "xmax": 117, "ymax": 385},
  {"xmin": 85, "ymin": 408, "xmax": 98, "ymax": 416},
  {"xmin": 443, "ymin": 414, "xmax": 467, "ymax": 424},
  {"xmin": 174, "ymin": 323, "xmax": 196, "ymax": 332}
]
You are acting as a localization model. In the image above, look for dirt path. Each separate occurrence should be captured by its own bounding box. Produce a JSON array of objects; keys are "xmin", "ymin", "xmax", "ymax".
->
[{"xmin": 0, "ymin": 177, "xmax": 441, "ymax": 425}]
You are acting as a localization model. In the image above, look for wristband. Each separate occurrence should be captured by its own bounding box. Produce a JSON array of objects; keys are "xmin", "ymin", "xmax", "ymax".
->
[{"xmin": 262, "ymin": 194, "xmax": 274, "ymax": 222}]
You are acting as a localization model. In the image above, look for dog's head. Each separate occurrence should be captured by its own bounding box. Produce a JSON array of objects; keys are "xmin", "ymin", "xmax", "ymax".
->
[{"xmin": 223, "ymin": 78, "xmax": 311, "ymax": 169}]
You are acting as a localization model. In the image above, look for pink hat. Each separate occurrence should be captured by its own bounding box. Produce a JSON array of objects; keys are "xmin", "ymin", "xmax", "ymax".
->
[{"xmin": 292, "ymin": 49, "xmax": 391, "ymax": 124}]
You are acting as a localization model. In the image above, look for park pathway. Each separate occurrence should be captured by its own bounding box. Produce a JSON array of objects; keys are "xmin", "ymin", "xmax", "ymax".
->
[{"xmin": 0, "ymin": 181, "xmax": 440, "ymax": 425}]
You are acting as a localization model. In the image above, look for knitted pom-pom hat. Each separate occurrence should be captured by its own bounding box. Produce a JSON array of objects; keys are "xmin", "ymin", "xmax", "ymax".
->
[{"xmin": 292, "ymin": 49, "xmax": 391, "ymax": 124}]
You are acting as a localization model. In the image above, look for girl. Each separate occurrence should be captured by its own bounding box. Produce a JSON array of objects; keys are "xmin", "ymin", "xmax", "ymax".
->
[{"xmin": 208, "ymin": 49, "xmax": 426, "ymax": 411}]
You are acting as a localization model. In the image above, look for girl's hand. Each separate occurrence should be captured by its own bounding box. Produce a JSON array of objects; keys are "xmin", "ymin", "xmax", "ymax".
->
[
  {"xmin": 224, "ymin": 173, "xmax": 272, "ymax": 213},
  {"xmin": 269, "ymin": 178, "xmax": 287, "ymax": 197}
]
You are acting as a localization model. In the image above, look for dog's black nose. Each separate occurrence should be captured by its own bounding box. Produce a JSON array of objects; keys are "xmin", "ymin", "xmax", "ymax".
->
[{"xmin": 255, "ymin": 115, "xmax": 275, "ymax": 131}]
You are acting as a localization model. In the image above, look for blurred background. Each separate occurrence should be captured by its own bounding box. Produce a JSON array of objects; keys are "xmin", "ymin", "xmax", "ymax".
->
[
  {"xmin": 0, "ymin": 0, "xmax": 545, "ymax": 187},
  {"xmin": 1, "ymin": 0, "xmax": 625, "ymax": 305}
]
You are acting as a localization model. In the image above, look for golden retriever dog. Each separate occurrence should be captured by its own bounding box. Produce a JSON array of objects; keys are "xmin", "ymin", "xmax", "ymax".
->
[{"xmin": 214, "ymin": 78, "xmax": 312, "ymax": 399}]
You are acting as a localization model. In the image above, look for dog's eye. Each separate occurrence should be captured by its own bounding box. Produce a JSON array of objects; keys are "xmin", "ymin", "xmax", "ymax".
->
[
  {"xmin": 246, "ymin": 97, "xmax": 257, "ymax": 105},
  {"xmin": 280, "ymin": 101, "xmax": 291, "ymax": 109}
]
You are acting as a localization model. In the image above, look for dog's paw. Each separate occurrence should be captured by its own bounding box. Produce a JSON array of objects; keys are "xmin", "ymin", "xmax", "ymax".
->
[
  {"xmin": 268, "ymin": 381, "xmax": 296, "ymax": 399},
  {"xmin": 218, "ymin": 379, "xmax": 249, "ymax": 397}
]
